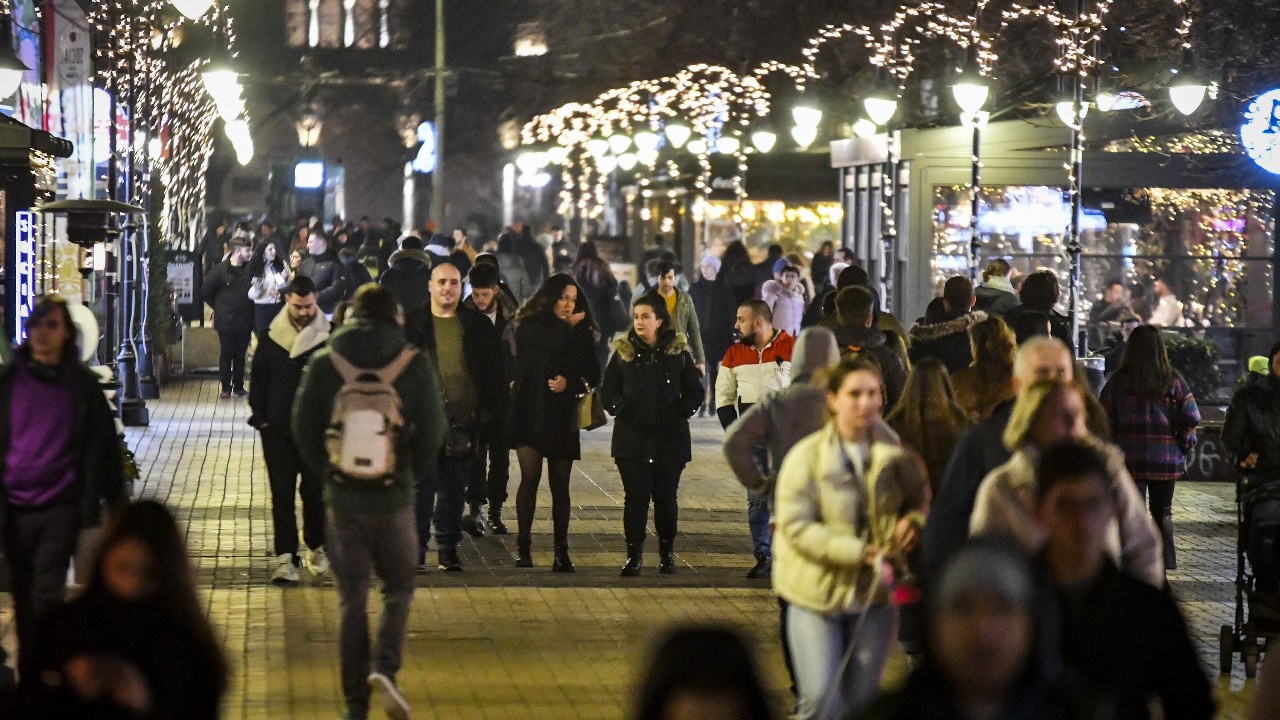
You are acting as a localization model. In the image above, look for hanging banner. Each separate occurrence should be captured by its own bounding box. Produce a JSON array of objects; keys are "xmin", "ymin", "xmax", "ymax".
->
[{"xmin": 48, "ymin": 0, "xmax": 93, "ymax": 199}]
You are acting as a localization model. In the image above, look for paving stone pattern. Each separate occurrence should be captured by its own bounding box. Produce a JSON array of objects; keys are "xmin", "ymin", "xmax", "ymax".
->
[{"xmin": 0, "ymin": 379, "xmax": 1261, "ymax": 718}]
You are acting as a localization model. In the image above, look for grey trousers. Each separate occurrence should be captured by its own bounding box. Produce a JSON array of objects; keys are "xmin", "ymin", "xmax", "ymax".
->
[{"xmin": 327, "ymin": 506, "xmax": 418, "ymax": 719}]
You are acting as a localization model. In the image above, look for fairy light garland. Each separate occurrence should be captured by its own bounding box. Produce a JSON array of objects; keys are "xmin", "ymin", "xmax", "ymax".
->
[{"xmin": 87, "ymin": 0, "xmax": 240, "ymax": 250}]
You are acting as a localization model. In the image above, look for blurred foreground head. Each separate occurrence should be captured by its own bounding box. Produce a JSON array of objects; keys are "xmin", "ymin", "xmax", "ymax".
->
[{"xmin": 633, "ymin": 625, "xmax": 776, "ymax": 720}]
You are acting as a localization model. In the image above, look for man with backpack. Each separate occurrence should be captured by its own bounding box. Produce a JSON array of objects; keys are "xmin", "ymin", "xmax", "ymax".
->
[
  {"xmin": 405, "ymin": 262, "xmax": 508, "ymax": 570},
  {"xmin": 828, "ymin": 286, "xmax": 907, "ymax": 409},
  {"xmin": 293, "ymin": 283, "xmax": 446, "ymax": 720}
]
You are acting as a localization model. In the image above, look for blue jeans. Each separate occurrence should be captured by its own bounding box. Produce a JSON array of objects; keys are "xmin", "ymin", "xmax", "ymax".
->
[
  {"xmin": 417, "ymin": 453, "xmax": 473, "ymax": 549},
  {"xmin": 786, "ymin": 602, "xmax": 897, "ymax": 720},
  {"xmin": 748, "ymin": 489, "xmax": 772, "ymax": 556},
  {"xmin": 327, "ymin": 507, "xmax": 418, "ymax": 719}
]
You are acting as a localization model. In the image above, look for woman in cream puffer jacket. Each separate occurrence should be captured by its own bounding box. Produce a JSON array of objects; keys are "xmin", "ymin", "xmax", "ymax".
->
[{"xmin": 773, "ymin": 355, "xmax": 929, "ymax": 720}]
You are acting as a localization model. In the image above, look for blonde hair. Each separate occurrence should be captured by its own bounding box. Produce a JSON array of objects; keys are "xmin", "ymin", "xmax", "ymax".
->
[{"xmin": 1002, "ymin": 380, "xmax": 1082, "ymax": 451}]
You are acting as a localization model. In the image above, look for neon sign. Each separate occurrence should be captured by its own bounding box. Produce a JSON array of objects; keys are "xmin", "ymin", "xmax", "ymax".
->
[
  {"xmin": 1240, "ymin": 89, "xmax": 1280, "ymax": 175},
  {"xmin": 13, "ymin": 210, "xmax": 36, "ymax": 341}
]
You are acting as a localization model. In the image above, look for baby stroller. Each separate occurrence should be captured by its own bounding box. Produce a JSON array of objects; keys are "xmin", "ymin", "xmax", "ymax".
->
[{"xmin": 1220, "ymin": 471, "xmax": 1280, "ymax": 677}]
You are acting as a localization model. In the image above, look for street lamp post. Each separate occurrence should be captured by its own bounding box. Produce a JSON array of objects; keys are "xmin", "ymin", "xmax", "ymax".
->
[{"xmin": 429, "ymin": 0, "xmax": 447, "ymax": 228}]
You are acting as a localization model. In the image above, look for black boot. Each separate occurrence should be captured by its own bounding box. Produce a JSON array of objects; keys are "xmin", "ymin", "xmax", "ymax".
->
[
  {"xmin": 621, "ymin": 543, "xmax": 643, "ymax": 577},
  {"xmin": 515, "ymin": 537, "xmax": 533, "ymax": 568},
  {"xmin": 462, "ymin": 504, "xmax": 487, "ymax": 538},
  {"xmin": 1160, "ymin": 512, "xmax": 1177, "ymax": 570},
  {"xmin": 488, "ymin": 506, "xmax": 509, "ymax": 535},
  {"xmin": 747, "ymin": 552, "xmax": 771, "ymax": 579},
  {"xmin": 552, "ymin": 545, "xmax": 575, "ymax": 573},
  {"xmin": 658, "ymin": 539, "xmax": 676, "ymax": 574},
  {"xmin": 438, "ymin": 545, "xmax": 463, "ymax": 572}
]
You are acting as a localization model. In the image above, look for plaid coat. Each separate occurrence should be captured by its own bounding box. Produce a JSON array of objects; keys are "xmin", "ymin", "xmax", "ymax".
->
[{"xmin": 1099, "ymin": 376, "xmax": 1200, "ymax": 482}]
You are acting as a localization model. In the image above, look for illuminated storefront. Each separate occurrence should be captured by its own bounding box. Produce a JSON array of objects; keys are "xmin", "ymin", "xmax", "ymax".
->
[{"xmin": 833, "ymin": 119, "xmax": 1280, "ymax": 366}]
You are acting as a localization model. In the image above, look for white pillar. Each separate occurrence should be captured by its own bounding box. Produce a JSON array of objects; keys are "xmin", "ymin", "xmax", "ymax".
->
[
  {"xmin": 402, "ymin": 161, "xmax": 415, "ymax": 230},
  {"xmin": 502, "ymin": 162, "xmax": 515, "ymax": 226}
]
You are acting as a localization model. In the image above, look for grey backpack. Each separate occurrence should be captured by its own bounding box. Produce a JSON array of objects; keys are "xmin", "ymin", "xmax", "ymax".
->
[{"xmin": 324, "ymin": 347, "xmax": 418, "ymax": 486}]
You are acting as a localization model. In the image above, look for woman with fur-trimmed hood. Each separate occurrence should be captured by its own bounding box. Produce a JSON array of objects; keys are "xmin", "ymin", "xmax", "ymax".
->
[{"xmin": 601, "ymin": 294, "xmax": 704, "ymax": 577}]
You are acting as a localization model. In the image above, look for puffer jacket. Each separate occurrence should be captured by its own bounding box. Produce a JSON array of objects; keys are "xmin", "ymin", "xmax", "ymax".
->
[
  {"xmin": 297, "ymin": 249, "xmax": 347, "ymax": 314},
  {"xmin": 724, "ymin": 327, "xmax": 840, "ymax": 492},
  {"xmin": 772, "ymin": 419, "xmax": 929, "ymax": 614},
  {"xmin": 200, "ymin": 259, "xmax": 255, "ymax": 334},
  {"xmin": 714, "ymin": 330, "xmax": 795, "ymax": 425},
  {"xmin": 634, "ymin": 289, "xmax": 705, "ymax": 365},
  {"xmin": 969, "ymin": 441, "xmax": 1164, "ymax": 588},
  {"xmin": 908, "ymin": 310, "xmax": 988, "ymax": 374},
  {"xmin": 600, "ymin": 331, "xmax": 703, "ymax": 464},
  {"xmin": 378, "ymin": 249, "xmax": 433, "ymax": 314},
  {"xmin": 1224, "ymin": 374, "xmax": 1280, "ymax": 482}
]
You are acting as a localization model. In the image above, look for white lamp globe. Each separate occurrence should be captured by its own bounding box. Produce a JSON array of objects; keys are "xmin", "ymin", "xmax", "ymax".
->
[
  {"xmin": 596, "ymin": 155, "xmax": 618, "ymax": 174},
  {"xmin": 951, "ymin": 79, "xmax": 989, "ymax": 114},
  {"xmin": 1054, "ymin": 100, "xmax": 1089, "ymax": 127},
  {"xmin": 171, "ymin": 0, "xmax": 216, "ymax": 20},
  {"xmin": 1169, "ymin": 71, "xmax": 1208, "ymax": 115},
  {"xmin": 863, "ymin": 95, "xmax": 898, "ymax": 126},
  {"xmin": 636, "ymin": 148, "xmax": 660, "ymax": 165},
  {"xmin": 664, "ymin": 122, "xmax": 692, "ymax": 149},
  {"xmin": 617, "ymin": 152, "xmax": 638, "ymax": 171},
  {"xmin": 686, "ymin": 138, "xmax": 708, "ymax": 155},
  {"xmin": 0, "ymin": 66, "xmax": 24, "ymax": 101},
  {"xmin": 792, "ymin": 105, "xmax": 823, "ymax": 129},
  {"xmin": 633, "ymin": 131, "xmax": 661, "ymax": 152},
  {"xmin": 751, "ymin": 130, "xmax": 777, "ymax": 153},
  {"xmin": 716, "ymin": 135, "xmax": 741, "ymax": 154},
  {"xmin": 547, "ymin": 146, "xmax": 570, "ymax": 165},
  {"xmin": 790, "ymin": 125, "xmax": 818, "ymax": 149},
  {"xmin": 608, "ymin": 134, "xmax": 632, "ymax": 154},
  {"xmin": 585, "ymin": 138, "xmax": 610, "ymax": 157},
  {"xmin": 515, "ymin": 151, "xmax": 540, "ymax": 174},
  {"xmin": 853, "ymin": 119, "xmax": 878, "ymax": 138}
]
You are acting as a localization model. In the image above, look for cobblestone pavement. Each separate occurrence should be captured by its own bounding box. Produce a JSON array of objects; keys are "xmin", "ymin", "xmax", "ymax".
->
[{"xmin": 0, "ymin": 378, "xmax": 1261, "ymax": 718}]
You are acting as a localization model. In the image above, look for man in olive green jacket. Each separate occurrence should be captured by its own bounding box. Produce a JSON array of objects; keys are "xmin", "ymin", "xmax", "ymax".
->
[{"xmin": 293, "ymin": 283, "xmax": 446, "ymax": 720}]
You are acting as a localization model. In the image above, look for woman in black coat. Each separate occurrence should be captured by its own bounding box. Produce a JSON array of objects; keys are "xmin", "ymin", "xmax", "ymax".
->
[
  {"xmin": 602, "ymin": 294, "xmax": 703, "ymax": 577},
  {"xmin": 572, "ymin": 240, "xmax": 626, "ymax": 368},
  {"xmin": 508, "ymin": 273, "xmax": 601, "ymax": 572}
]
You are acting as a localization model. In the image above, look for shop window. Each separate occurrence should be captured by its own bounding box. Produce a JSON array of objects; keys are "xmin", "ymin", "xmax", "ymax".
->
[{"xmin": 932, "ymin": 184, "xmax": 1274, "ymax": 352}]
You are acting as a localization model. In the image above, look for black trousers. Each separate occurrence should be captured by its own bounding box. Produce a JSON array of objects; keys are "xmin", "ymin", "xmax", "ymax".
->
[
  {"xmin": 1137, "ymin": 480, "xmax": 1177, "ymax": 570},
  {"xmin": 254, "ymin": 303, "xmax": 283, "ymax": 343},
  {"xmin": 218, "ymin": 331, "xmax": 252, "ymax": 392},
  {"xmin": 2, "ymin": 504, "xmax": 80, "ymax": 678},
  {"xmin": 261, "ymin": 429, "xmax": 325, "ymax": 560},
  {"xmin": 616, "ymin": 458, "xmax": 685, "ymax": 545},
  {"xmin": 467, "ymin": 430, "xmax": 511, "ymax": 510}
]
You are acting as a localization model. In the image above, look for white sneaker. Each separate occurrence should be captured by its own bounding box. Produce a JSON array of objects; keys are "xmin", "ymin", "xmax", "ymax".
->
[
  {"xmin": 305, "ymin": 546, "xmax": 330, "ymax": 576},
  {"xmin": 270, "ymin": 554, "xmax": 300, "ymax": 584},
  {"xmin": 368, "ymin": 672, "xmax": 411, "ymax": 720}
]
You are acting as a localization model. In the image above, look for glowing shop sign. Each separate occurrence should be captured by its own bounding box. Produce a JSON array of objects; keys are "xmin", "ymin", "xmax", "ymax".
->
[
  {"xmin": 412, "ymin": 121, "xmax": 436, "ymax": 174},
  {"xmin": 1241, "ymin": 88, "xmax": 1280, "ymax": 175},
  {"xmin": 13, "ymin": 210, "xmax": 36, "ymax": 341}
]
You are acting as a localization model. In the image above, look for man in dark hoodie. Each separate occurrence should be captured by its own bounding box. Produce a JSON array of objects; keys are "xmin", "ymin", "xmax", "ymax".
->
[
  {"xmin": 908, "ymin": 276, "xmax": 988, "ymax": 374},
  {"xmin": 379, "ymin": 236, "xmax": 433, "ymax": 314},
  {"xmin": 829, "ymin": 286, "xmax": 908, "ymax": 409},
  {"xmin": 297, "ymin": 232, "xmax": 348, "ymax": 316}
]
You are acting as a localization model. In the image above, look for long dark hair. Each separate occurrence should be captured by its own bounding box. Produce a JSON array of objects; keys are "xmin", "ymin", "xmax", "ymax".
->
[
  {"xmin": 572, "ymin": 240, "xmax": 613, "ymax": 288},
  {"xmin": 721, "ymin": 240, "xmax": 751, "ymax": 275},
  {"xmin": 516, "ymin": 272, "xmax": 599, "ymax": 338},
  {"xmin": 248, "ymin": 240, "xmax": 285, "ymax": 277},
  {"xmin": 633, "ymin": 625, "xmax": 776, "ymax": 720},
  {"xmin": 1110, "ymin": 324, "xmax": 1178, "ymax": 398},
  {"xmin": 632, "ymin": 292, "xmax": 677, "ymax": 349},
  {"xmin": 82, "ymin": 501, "xmax": 229, "ymax": 696}
]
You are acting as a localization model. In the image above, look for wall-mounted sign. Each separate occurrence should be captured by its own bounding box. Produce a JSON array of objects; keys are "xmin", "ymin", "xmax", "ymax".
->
[
  {"xmin": 1241, "ymin": 88, "xmax": 1280, "ymax": 175},
  {"xmin": 412, "ymin": 121, "xmax": 436, "ymax": 174},
  {"xmin": 13, "ymin": 210, "xmax": 36, "ymax": 342},
  {"xmin": 294, "ymin": 160, "xmax": 325, "ymax": 189}
]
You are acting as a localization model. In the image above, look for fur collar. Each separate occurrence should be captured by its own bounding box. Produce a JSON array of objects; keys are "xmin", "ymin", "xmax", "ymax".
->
[
  {"xmin": 388, "ymin": 249, "xmax": 432, "ymax": 267},
  {"xmin": 610, "ymin": 331, "xmax": 689, "ymax": 362},
  {"xmin": 908, "ymin": 310, "xmax": 988, "ymax": 343},
  {"xmin": 268, "ymin": 308, "xmax": 331, "ymax": 358}
]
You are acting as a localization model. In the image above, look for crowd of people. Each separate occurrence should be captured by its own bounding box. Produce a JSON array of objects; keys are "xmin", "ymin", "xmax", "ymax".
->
[{"xmin": 6, "ymin": 224, "xmax": 1280, "ymax": 720}]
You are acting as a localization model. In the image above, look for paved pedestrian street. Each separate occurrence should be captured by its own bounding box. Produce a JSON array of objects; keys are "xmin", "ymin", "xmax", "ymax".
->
[{"xmin": 0, "ymin": 379, "xmax": 1263, "ymax": 718}]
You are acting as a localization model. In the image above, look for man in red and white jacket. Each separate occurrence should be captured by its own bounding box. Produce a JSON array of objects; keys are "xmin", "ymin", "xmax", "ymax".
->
[{"xmin": 716, "ymin": 299, "xmax": 795, "ymax": 578}]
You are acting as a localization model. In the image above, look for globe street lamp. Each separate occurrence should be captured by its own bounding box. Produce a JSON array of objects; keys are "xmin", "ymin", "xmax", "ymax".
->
[
  {"xmin": 863, "ymin": 86, "xmax": 899, "ymax": 127},
  {"xmin": 171, "ymin": 0, "xmax": 216, "ymax": 20},
  {"xmin": 750, "ymin": 129, "xmax": 777, "ymax": 153},
  {"xmin": 1169, "ymin": 66, "xmax": 1209, "ymax": 115},
  {"xmin": 664, "ymin": 122, "xmax": 692, "ymax": 149}
]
